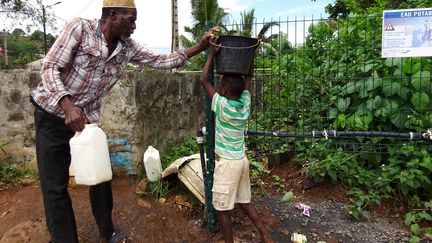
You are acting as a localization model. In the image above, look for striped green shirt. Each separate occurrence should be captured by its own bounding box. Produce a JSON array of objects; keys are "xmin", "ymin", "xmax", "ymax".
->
[{"xmin": 211, "ymin": 90, "xmax": 251, "ymax": 159}]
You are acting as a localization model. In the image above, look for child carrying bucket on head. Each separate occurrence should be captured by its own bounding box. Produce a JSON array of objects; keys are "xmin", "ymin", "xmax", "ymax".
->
[{"xmin": 199, "ymin": 36, "xmax": 274, "ymax": 243}]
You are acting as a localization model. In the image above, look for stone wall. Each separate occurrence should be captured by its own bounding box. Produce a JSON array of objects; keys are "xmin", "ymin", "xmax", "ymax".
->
[{"xmin": 0, "ymin": 68, "xmax": 205, "ymax": 173}]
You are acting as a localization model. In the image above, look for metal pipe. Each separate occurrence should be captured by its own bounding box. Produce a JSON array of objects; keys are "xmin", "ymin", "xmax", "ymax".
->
[
  {"xmin": 42, "ymin": 5, "xmax": 47, "ymax": 55},
  {"xmin": 246, "ymin": 130, "xmax": 427, "ymax": 140},
  {"xmin": 196, "ymin": 129, "xmax": 207, "ymax": 180}
]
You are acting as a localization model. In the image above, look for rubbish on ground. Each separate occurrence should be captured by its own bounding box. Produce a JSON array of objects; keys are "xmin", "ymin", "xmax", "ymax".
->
[
  {"xmin": 161, "ymin": 154, "xmax": 206, "ymax": 204},
  {"xmin": 295, "ymin": 203, "xmax": 311, "ymax": 217},
  {"xmin": 291, "ymin": 232, "xmax": 307, "ymax": 243},
  {"xmin": 143, "ymin": 146, "xmax": 163, "ymax": 182},
  {"xmin": 161, "ymin": 154, "xmax": 201, "ymax": 177},
  {"xmin": 169, "ymin": 195, "xmax": 192, "ymax": 210}
]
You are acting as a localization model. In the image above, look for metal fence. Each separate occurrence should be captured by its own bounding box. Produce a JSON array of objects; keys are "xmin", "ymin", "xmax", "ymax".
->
[
  {"xmin": 0, "ymin": 51, "xmax": 40, "ymax": 69},
  {"xmin": 222, "ymin": 15, "xmax": 432, "ymax": 156}
]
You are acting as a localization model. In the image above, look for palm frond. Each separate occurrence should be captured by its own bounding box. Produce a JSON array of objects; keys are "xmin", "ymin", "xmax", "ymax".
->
[{"xmin": 258, "ymin": 21, "xmax": 279, "ymax": 39}]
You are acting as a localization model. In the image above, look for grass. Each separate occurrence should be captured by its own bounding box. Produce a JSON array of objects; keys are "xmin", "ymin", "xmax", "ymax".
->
[
  {"xmin": 0, "ymin": 141, "xmax": 38, "ymax": 191},
  {"xmin": 0, "ymin": 162, "xmax": 38, "ymax": 191},
  {"xmin": 159, "ymin": 138, "xmax": 199, "ymax": 169}
]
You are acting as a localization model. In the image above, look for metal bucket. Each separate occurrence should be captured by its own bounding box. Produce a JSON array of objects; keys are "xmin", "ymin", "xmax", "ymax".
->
[{"xmin": 213, "ymin": 36, "xmax": 260, "ymax": 75}]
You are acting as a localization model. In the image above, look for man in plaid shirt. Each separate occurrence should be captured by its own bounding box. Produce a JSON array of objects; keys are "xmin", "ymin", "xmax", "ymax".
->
[{"xmin": 30, "ymin": 0, "xmax": 219, "ymax": 242}]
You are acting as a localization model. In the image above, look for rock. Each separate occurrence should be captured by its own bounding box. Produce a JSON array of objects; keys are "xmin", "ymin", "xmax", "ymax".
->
[
  {"xmin": 137, "ymin": 199, "xmax": 151, "ymax": 208},
  {"xmin": 135, "ymin": 179, "xmax": 150, "ymax": 195}
]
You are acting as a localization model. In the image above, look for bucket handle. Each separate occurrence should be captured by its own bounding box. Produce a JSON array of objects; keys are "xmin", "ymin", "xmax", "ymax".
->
[{"xmin": 209, "ymin": 39, "xmax": 260, "ymax": 50}]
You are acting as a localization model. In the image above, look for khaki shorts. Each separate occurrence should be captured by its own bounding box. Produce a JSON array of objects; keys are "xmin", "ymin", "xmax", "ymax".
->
[{"xmin": 212, "ymin": 156, "xmax": 251, "ymax": 211}]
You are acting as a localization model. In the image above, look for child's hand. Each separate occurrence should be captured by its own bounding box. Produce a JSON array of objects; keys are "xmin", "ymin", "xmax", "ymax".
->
[
  {"xmin": 209, "ymin": 36, "xmax": 220, "ymax": 57},
  {"xmin": 246, "ymin": 61, "xmax": 255, "ymax": 79}
]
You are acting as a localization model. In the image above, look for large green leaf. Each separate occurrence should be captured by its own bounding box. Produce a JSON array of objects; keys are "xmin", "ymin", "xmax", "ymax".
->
[
  {"xmin": 327, "ymin": 170, "xmax": 338, "ymax": 182},
  {"xmin": 361, "ymin": 63, "xmax": 375, "ymax": 73},
  {"xmin": 365, "ymin": 78, "xmax": 382, "ymax": 91},
  {"xmin": 393, "ymin": 68, "xmax": 404, "ymax": 76},
  {"xmin": 411, "ymin": 92, "xmax": 430, "ymax": 110},
  {"xmin": 405, "ymin": 212, "xmax": 417, "ymax": 226},
  {"xmin": 391, "ymin": 112, "xmax": 409, "ymax": 129},
  {"xmin": 411, "ymin": 71, "xmax": 431, "ymax": 91},
  {"xmin": 366, "ymin": 95, "xmax": 382, "ymax": 110},
  {"xmin": 337, "ymin": 97, "xmax": 351, "ymax": 112},
  {"xmin": 334, "ymin": 114, "xmax": 347, "ymax": 129},
  {"xmin": 356, "ymin": 102, "xmax": 369, "ymax": 114},
  {"xmin": 403, "ymin": 59, "xmax": 421, "ymax": 75},
  {"xmin": 328, "ymin": 108, "xmax": 338, "ymax": 119},
  {"xmin": 374, "ymin": 99, "xmax": 399, "ymax": 117},
  {"xmin": 410, "ymin": 224, "xmax": 420, "ymax": 235},
  {"xmin": 397, "ymin": 86, "xmax": 409, "ymax": 100},
  {"xmin": 281, "ymin": 191, "xmax": 294, "ymax": 203},
  {"xmin": 357, "ymin": 111, "xmax": 373, "ymax": 127},
  {"xmin": 359, "ymin": 84, "xmax": 369, "ymax": 98},
  {"xmin": 385, "ymin": 57, "xmax": 402, "ymax": 67},
  {"xmin": 382, "ymin": 79, "xmax": 401, "ymax": 97},
  {"xmin": 341, "ymin": 82, "xmax": 357, "ymax": 95},
  {"xmin": 403, "ymin": 62, "xmax": 421, "ymax": 74}
]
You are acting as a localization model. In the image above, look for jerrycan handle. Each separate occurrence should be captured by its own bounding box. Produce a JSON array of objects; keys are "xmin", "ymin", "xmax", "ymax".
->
[
  {"xmin": 85, "ymin": 123, "xmax": 98, "ymax": 128},
  {"xmin": 74, "ymin": 123, "xmax": 98, "ymax": 137}
]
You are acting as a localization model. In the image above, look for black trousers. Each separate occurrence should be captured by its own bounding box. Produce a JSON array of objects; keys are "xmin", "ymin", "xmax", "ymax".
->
[{"xmin": 33, "ymin": 103, "xmax": 114, "ymax": 242}]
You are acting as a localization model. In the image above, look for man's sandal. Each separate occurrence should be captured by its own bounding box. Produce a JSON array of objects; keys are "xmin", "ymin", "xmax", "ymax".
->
[{"xmin": 108, "ymin": 230, "xmax": 127, "ymax": 243}]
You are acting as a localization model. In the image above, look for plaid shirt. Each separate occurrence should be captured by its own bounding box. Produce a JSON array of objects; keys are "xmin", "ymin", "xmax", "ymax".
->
[{"xmin": 31, "ymin": 17, "xmax": 188, "ymax": 124}]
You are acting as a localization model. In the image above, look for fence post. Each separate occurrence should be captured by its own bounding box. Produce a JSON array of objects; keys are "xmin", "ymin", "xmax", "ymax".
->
[
  {"xmin": 3, "ymin": 29, "xmax": 8, "ymax": 68},
  {"xmin": 203, "ymin": 20, "xmax": 217, "ymax": 234}
]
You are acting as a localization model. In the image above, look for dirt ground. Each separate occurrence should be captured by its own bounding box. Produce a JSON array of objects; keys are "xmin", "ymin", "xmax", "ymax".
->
[{"xmin": 0, "ymin": 159, "xmax": 416, "ymax": 243}]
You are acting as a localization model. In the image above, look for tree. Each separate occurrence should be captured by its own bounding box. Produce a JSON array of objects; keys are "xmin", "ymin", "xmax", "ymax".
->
[
  {"xmin": 0, "ymin": 28, "xmax": 53, "ymax": 68},
  {"xmin": 229, "ymin": 8, "xmax": 279, "ymax": 41},
  {"xmin": 325, "ymin": 0, "xmax": 432, "ymax": 19},
  {"xmin": 12, "ymin": 28, "xmax": 26, "ymax": 39},
  {"xmin": 30, "ymin": 30, "xmax": 45, "ymax": 42},
  {"xmin": 1, "ymin": 0, "xmax": 57, "ymax": 30},
  {"xmin": 227, "ymin": 9, "xmax": 280, "ymax": 58},
  {"xmin": 179, "ymin": 0, "xmax": 229, "ymax": 70},
  {"xmin": 180, "ymin": 0, "xmax": 228, "ymax": 47},
  {"xmin": 1, "ymin": 0, "xmax": 41, "ymax": 24}
]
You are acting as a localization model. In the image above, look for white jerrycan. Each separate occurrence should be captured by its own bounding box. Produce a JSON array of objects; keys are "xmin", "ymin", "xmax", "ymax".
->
[
  {"xmin": 69, "ymin": 123, "xmax": 113, "ymax": 185},
  {"xmin": 143, "ymin": 146, "xmax": 163, "ymax": 182}
]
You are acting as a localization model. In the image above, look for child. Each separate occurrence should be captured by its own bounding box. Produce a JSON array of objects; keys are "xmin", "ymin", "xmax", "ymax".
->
[{"xmin": 199, "ymin": 37, "xmax": 274, "ymax": 243}]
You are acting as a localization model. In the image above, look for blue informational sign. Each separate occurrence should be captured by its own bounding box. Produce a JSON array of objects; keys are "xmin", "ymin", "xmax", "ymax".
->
[{"xmin": 382, "ymin": 8, "xmax": 432, "ymax": 57}]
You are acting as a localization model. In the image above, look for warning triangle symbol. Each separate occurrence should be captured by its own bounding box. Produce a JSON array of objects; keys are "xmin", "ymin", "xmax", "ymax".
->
[{"xmin": 385, "ymin": 23, "xmax": 395, "ymax": 31}]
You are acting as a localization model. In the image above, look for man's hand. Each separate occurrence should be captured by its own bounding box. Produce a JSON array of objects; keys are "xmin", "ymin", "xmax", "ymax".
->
[
  {"xmin": 184, "ymin": 26, "xmax": 220, "ymax": 58},
  {"xmin": 59, "ymin": 96, "xmax": 89, "ymax": 132},
  {"xmin": 198, "ymin": 26, "xmax": 220, "ymax": 50}
]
